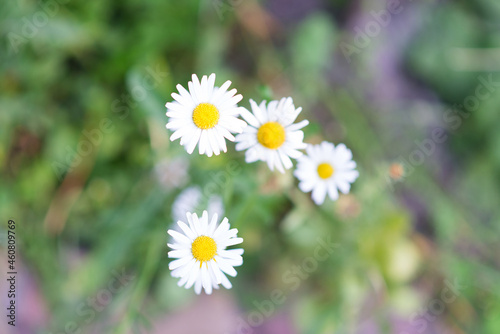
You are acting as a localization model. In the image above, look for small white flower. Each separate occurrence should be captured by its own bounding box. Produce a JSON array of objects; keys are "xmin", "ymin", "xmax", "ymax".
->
[
  {"xmin": 168, "ymin": 211, "xmax": 243, "ymax": 295},
  {"xmin": 153, "ymin": 157, "xmax": 189, "ymax": 190},
  {"xmin": 166, "ymin": 74, "xmax": 247, "ymax": 157},
  {"xmin": 171, "ymin": 186, "xmax": 225, "ymax": 224},
  {"xmin": 294, "ymin": 142, "xmax": 359, "ymax": 205},
  {"xmin": 235, "ymin": 97, "xmax": 309, "ymax": 173},
  {"xmin": 171, "ymin": 187, "xmax": 202, "ymax": 223},
  {"xmin": 207, "ymin": 195, "xmax": 225, "ymax": 219}
]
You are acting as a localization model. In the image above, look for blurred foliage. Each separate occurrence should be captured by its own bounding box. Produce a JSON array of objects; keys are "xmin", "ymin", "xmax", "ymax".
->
[{"xmin": 1, "ymin": 0, "xmax": 500, "ymax": 333}]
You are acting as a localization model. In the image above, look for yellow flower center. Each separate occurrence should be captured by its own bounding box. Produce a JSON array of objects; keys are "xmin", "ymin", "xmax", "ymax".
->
[
  {"xmin": 257, "ymin": 122, "xmax": 286, "ymax": 149},
  {"xmin": 317, "ymin": 162, "xmax": 334, "ymax": 179},
  {"xmin": 191, "ymin": 235, "xmax": 217, "ymax": 263},
  {"xmin": 192, "ymin": 103, "xmax": 219, "ymax": 129}
]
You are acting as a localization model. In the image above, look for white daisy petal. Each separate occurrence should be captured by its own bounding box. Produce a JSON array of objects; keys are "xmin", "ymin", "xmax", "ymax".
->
[
  {"xmin": 239, "ymin": 106, "xmax": 260, "ymax": 127},
  {"xmin": 215, "ymin": 256, "xmax": 238, "ymax": 277},
  {"xmin": 207, "ymin": 130, "xmax": 220, "ymax": 156},
  {"xmin": 167, "ymin": 242, "xmax": 187, "ymax": 250},
  {"xmin": 207, "ymin": 73, "xmax": 216, "ymax": 96},
  {"xmin": 194, "ymin": 278, "xmax": 203, "ymax": 295},
  {"xmin": 217, "ymin": 126, "xmax": 236, "ymax": 141},
  {"xmin": 168, "ymin": 256, "xmax": 192, "ymax": 270},
  {"xmin": 283, "ymin": 146, "xmax": 303, "ymax": 159},
  {"xmin": 198, "ymin": 131, "xmax": 208, "ymax": 155},
  {"xmin": 208, "ymin": 213, "xmax": 219, "ymax": 235},
  {"xmin": 219, "ymin": 248, "xmax": 244, "ymax": 259},
  {"xmin": 221, "ymin": 237, "xmax": 244, "ymax": 247},
  {"xmin": 201, "ymin": 211, "xmax": 209, "ymax": 235},
  {"xmin": 170, "ymin": 126, "xmax": 192, "ymax": 142},
  {"xmin": 208, "ymin": 261, "xmax": 223, "ymax": 284},
  {"xmin": 201, "ymin": 265, "xmax": 212, "ymax": 295},
  {"xmin": 191, "ymin": 212, "xmax": 202, "ymax": 236},
  {"xmin": 188, "ymin": 81, "xmax": 200, "ymax": 104},
  {"xmin": 200, "ymin": 75, "xmax": 209, "ymax": 101},
  {"xmin": 214, "ymin": 131, "xmax": 228, "ymax": 153},
  {"xmin": 173, "ymin": 258, "xmax": 196, "ymax": 280},
  {"xmin": 211, "ymin": 80, "xmax": 232, "ymax": 101},
  {"xmin": 177, "ymin": 220, "xmax": 196, "ymax": 240},
  {"xmin": 168, "ymin": 249, "xmax": 191, "ymax": 259},
  {"xmin": 327, "ymin": 181, "xmax": 340, "ymax": 200},
  {"xmin": 168, "ymin": 230, "xmax": 191, "ymax": 245},
  {"xmin": 298, "ymin": 179, "xmax": 316, "ymax": 193},
  {"xmin": 213, "ymin": 217, "xmax": 230, "ymax": 239},
  {"xmin": 176, "ymin": 84, "xmax": 192, "ymax": 101},
  {"xmin": 185, "ymin": 264, "xmax": 200, "ymax": 289},
  {"xmin": 312, "ymin": 182, "xmax": 327, "ymax": 205},
  {"xmin": 171, "ymin": 92, "xmax": 190, "ymax": 106},
  {"xmin": 244, "ymin": 147, "xmax": 260, "ymax": 162},
  {"xmin": 220, "ymin": 273, "xmax": 232, "ymax": 289},
  {"xmin": 186, "ymin": 128, "xmax": 202, "ymax": 154},
  {"xmin": 279, "ymin": 150, "xmax": 293, "ymax": 170},
  {"xmin": 224, "ymin": 256, "xmax": 244, "ymax": 267},
  {"xmin": 336, "ymin": 179, "xmax": 351, "ymax": 194},
  {"xmin": 286, "ymin": 119, "xmax": 309, "ymax": 132}
]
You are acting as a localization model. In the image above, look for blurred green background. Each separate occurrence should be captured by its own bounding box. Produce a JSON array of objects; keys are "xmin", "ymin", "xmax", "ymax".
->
[{"xmin": 2, "ymin": 0, "xmax": 500, "ymax": 333}]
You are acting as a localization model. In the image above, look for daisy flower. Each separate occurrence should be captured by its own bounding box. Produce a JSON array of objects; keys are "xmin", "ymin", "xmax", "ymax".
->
[
  {"xmin": 153, "ymin": 157, "xmax": 189, "ymax": 190},
  {"xmin": 166, "ymin": 74, "xmax": 247, "ymax": 157},
  {"xmin": 171, "ymin": 187, "xmax": 203, "ymax": 224},
  {"xmin": 294, "ymin": 141, "xmax": 359, "ymax": 205},
  {"xmin": 167, "ymin": 211, "xmax": 244, "ymax": 295},
  {"xmin": 235, "ymin": 97, "xmax": 309, "ymax": 173},
  {"xmin": 171, "ymin": 186, "xmax": 224, "ymax": 224}
]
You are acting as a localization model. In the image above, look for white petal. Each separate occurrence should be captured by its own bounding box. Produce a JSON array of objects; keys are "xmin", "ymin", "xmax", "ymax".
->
[
  {"xmin": 214, "ymin": 131, "xmax": 228, "ymax": 153},
  {"xmin": 327, "ymin": 181, "xmax": 340, "ymax": 200},
  {"xmin": 298, "ymin": 179, "xmax": 316, "ymax": 193},
  {"xmin": 286, "ymin": 119, "xmax": 309, "ymax": 131},
  {"xmin": 208, "ymin": 261, "xmax": 223, "ymax": 284},
  {"xmin": 208, "ymin": 213, "xmax": 219, "ymax": 236},
  {"xmin": 173, "ymin": 258, "xmax": 196, "ymax": 281},
  {"xmin": 168, "ymin": 230, "xmax": 191, "ymax": 245},
  {"xmin": 336, "ymin": 179, "xmax": 351, "ymax": 194},
  {"xmin": 220, "ymin": 237, "xmax": 243, "ymax": 247},
  {"xmin": 211, "ymin": 80, "xmax": 232, "ymax": 102},
  {"xmin": 311, "ymin": 182, "xmax": 327, "ymax": 205},
  {"xmin": 278, "ymin": 149, "xmax": 293, "ymax": 170},
  {"xmin": 191, "ymin": 212, "xmax": 203, "ymax": 236},
  {"xmin": 220, "ymin": 272, "xmax": 232, "ymax": 289},
  {"xmin": 168, "ymin": 255, "xmax": 192, "ymax": 270},
  {"xmin": 168, "ymin": 249, "xmax": 191, "ymax": 259},
  {"xmin": 215, "ymin": 257, "xmax": 237, "ymax": 277},
  {"xmin": 239, "ymin": 106, "xmax": 260, "ymax": 127},
  {"xmin": 207, "ymin": 73, "xmax": 216, "ymax": 96},
  {"xmin": 200, "ymin": 211, "xmax": 209, "ymax": 235},
  {"xmin": 186, "ymin": 128, "xmax": 202, "ymax": 154},
  {"xmin": 201, "ymin": 265, "xmax": 212, "ymax": 294},
  {"xmin": 177, "ymin": 221, "xmax": 196, "ymax": 240},
  {"xmin": 185, "ymin": 263, "xmax": 200, "ymax": 289},
  {"xmin": 213, "ymin": 217, "xmax": 230, "ymax": 239},
  {"xmin": 194, "ymin": 277, "xmax": 202, "ymax": 294},
  {"xmin": 244, "ymin": 147, "xmax": 260, "ymax": 162},
  {"xmin": 219, "ymin": 248, "xmax": 244, "ymax": 260},
  {"xmin": 207, "ymin": 130, "xmax": 220, "ymax": 156}
]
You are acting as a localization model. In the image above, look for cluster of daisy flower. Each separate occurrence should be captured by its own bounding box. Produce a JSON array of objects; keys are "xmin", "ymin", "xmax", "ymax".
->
[{"xmin": 165, "ymin": 74, "xmax": 359, "ymax": 294}]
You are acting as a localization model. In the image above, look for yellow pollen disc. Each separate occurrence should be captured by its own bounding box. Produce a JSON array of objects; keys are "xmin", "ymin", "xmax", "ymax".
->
[
  {"xmin": 191, "ymin": 236, "xmax": 217, "ymax": 263},
  {"xmin": 192, "ymin": 103, "xmax": 220, "ymax": 129},
  {"xmin": 317, "ymin": 163, "xmax": 334, "ymax": 179},
  {"xmin": 257, "ymin": 122, "xmax": 286, "ymax": 149}
]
